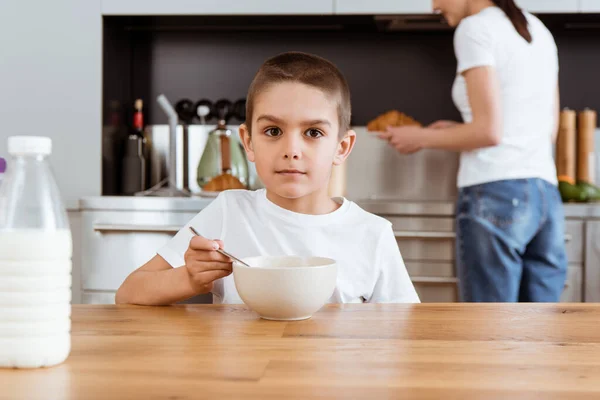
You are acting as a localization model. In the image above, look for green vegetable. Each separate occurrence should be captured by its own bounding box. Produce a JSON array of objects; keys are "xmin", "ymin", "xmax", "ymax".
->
[
  {"xmin": 558, "ymin": 181, "xmax": 587, "ymax": 202},
  {"xmin": 576, "ymin": 181, "xmax": 600, "ymax": 202}
]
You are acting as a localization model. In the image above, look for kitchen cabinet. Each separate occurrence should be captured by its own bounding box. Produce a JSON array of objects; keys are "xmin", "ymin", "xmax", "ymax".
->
[
  {"xmin": 585, "ymin": 221, "xmax": 600, "ymax": 302},
  {"xmin": 334, "ymin": 0, "xmax": 432, "ymax": 14},
  {"xmin": 81, "ymin": 209, "xmax": 212, "ymax": 304},
  {"xmin": 581, "ymin": 0, "xmax": 600, "ymax": 12},
  {"xmin": 68, "ymin": 211, "xmax": 83, "ymax": 304},
  {"xmin": 82, "ymin": 210, "xmax": 193, "ymax": 292},
  {"xmin": 101, "ymin": 0, "xmax": 334, "ymax": 15},
  {"xmin": 381, "ymin": 213, "xmax": 585, "ymax": 303},
  {"xmin": 515, "ymin": 0, "xmax": 580, "ymax": 13},
  {"xmin": 0, "ymin": 0, "xmax": 102, "ymax": 206}
]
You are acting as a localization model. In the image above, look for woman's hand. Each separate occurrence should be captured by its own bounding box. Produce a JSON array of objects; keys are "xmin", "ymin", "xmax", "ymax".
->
[{"xmin": 374, "ymin": 125, "xmax": 425, "ymax": 154}]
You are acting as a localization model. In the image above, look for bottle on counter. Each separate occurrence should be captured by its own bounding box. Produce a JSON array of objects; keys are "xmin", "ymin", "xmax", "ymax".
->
[
  {"xmin": 0, "ymin": 136, "xmax": 72, "ymax": 368},
  {"xmin": 121, "ymin": 99, "xmax": 147, "ymax": 196}
]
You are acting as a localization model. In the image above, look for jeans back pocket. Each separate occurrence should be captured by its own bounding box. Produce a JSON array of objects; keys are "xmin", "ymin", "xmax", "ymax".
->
[{"xmin": 475, "ymin": 179, "xmax": 531, "ymax": 228}]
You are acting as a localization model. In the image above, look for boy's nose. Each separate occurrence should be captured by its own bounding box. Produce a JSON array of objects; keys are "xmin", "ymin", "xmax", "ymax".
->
[
  {"xmin": 284, "ymin": 151, "xmax": 300, "ymax": 160},
  {"xmin": 282, "ymin": 135, "xmax": 302, "ymax": 160}
]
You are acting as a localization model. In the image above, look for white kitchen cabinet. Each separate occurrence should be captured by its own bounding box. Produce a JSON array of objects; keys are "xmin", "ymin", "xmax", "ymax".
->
[
  {"xmin": 515, "ymin": 0, "xmax": 580, "ymax": 13},
  {"xmin": 334, "ymin": 0, "xmax": 432, "ymax": 14},
  {"xmin": 68, "ymin": 211, "xmax": 83, "ymax": 304},
  {"xmin": 102, "ymin": 0, "xmax": 334, "ymax": 15},
  {"xmin": 0, "ymin": 0, "xmax": 102, "ymax": 206},
  {"xmin": 581, "ymin": 0, "xmax": 600, "ymax": 12},
  {"xmin": 585, "ymin": 221, "xmax": 600, "ymax": 302},
  {"xmin": 81, "ymin": 210, "xmax": 196, "ymax": 292},
  {"xmin": 81, "ymin": 208, "xmax": 213, "ymax": 304}
]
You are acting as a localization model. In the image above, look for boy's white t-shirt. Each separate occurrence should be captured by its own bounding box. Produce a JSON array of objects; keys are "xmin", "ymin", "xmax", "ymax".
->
[
  {"xmin": 158, "ymin": 189, "xmax": 420, "ymax": 304},
  {"xmin": 452, "ymin": 6, "xmax": 559, "ymax": 188}
]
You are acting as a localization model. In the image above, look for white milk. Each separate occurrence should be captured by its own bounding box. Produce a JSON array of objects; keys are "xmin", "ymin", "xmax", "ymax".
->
[{"xmin": 0, "ymin": 229, "xmax": 72, "ymax": 368}]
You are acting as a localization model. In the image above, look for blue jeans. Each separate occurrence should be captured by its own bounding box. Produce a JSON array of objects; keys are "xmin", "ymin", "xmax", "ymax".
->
[{"xmin": 456, "ymin": 178, "xmax": 568, "ymax": 302}]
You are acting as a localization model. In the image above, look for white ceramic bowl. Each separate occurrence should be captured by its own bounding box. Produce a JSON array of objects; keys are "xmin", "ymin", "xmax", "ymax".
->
[{"xmin": 232, "ymin": 256, "xmax": 337, "ymax": 321}]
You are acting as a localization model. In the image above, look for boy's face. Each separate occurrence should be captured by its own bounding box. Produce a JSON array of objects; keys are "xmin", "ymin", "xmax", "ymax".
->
[{"xmin": 239, "ymin": 82, "xmax": 355, "ymax": 200}]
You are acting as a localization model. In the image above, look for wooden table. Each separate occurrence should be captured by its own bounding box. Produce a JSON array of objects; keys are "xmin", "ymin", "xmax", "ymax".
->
[{"xmin": 3, "ymin": 304, "xmax": 600, "ymax": 399}]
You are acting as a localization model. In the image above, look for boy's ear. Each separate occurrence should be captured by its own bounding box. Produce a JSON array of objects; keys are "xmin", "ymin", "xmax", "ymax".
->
[
  {"xmin": 333, "ymin": 129, "xmax": 356, "ymax": 166},
  {"xmin": 239, "ymin": 123, "xmax": 255, "ymax": 163}
]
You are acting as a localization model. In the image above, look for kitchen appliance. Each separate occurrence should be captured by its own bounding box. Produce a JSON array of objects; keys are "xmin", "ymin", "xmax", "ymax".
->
[
  {"xmin": 196, "ymin": 119, "xmax": 249, "ymax": 193},
  {"xmin": 144, "ymin": 124, "xmax": 260, "ymax": 194}
]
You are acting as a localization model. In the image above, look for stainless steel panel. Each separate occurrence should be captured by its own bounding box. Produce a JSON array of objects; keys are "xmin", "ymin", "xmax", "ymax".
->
[
  {"xmin": 585, "ymin": 221, "xmax": 600, "ymax": 302},
  {"xmin": 561, "ymin": 266, "xmax": 583, "ymax": 303},
  {"xmin": 413, "ymin": 281, "xmax": 458, "ymax": 303},
  {"xmin": 93, "ymin": 223, "xmax": 182, "ymax": 233},
  {"xmin": 82, "ymin": 291, "xmax": 116, "ymax": 305},
  {"xmin": 80, "ymin": 195, "xmax": 213, "ymax": 212},
  {"xmin": 347, "ymin": 127, "xmax": 459, "ymax": 202},
  {"xmin": 358, "ymin": 201, "xmax": 455, "ymax": 217},
  {"xmin": 397, "ymin": 238, "xmax": 455, "ymax": 262},
  {"xmin": 67, "ymin": 211, "xmax": 82, "ymax": 305},
  {"xmin": 384, "ymin": 216, "xmax": 454, "ymax": 232},
  {"xmin": 82, "ymin": 210, "xmax": 196, "ymax": 292},
  {"xmin": 82, "ymin": 290, "xmax": 212, "ymax": 305},
  {"xmin": 406, "ymin": 262, "xmax": 455, "ymax": 278},
  {"xmin": 565, "ymin": 220, "xmax": 584, "ymax": 264}
]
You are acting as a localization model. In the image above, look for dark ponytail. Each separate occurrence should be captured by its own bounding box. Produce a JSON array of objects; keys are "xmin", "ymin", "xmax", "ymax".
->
[{"xmin": 492, "ymin": 0, "xmax": 532, "ymax": 43}]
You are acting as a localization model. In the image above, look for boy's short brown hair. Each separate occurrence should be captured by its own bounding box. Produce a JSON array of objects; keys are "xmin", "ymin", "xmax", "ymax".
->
[{"xmin": 245, "ymin": 52, "xmax": 351, "ymax": 136}]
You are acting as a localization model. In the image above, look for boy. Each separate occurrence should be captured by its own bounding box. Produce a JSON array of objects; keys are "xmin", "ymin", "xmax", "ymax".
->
[{"xmin": 116, "ymin": 52, "xmax": 419, "ymax": 305}]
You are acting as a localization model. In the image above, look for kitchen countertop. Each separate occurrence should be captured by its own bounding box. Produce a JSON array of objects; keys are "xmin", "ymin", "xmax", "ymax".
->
[
  {"xmin": 76, "ymin": 195, "xmax": 600, "ymax": 218},
  {"xmin": 3, "ymin": 304, "xmax": 600, "ymax": 399}
]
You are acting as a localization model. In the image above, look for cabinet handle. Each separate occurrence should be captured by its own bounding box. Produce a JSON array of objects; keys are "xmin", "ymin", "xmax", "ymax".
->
[
  {"xmin": 411, "ymin": 277, "xmax": 458, "ymax": 284},
  {"xmin": 395, "ymin": 231, "xmax": 573, "ymax": 243},
  {"xmin": 394, "ymin": 231, "xmax": 456, "ymax": 240},
  {"xmin": 93, "ymin": 224, "xmax": 181, "ymax": 234}
]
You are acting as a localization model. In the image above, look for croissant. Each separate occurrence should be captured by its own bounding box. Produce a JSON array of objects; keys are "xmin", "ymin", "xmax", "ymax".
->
[{"xmin": 367, "ymin": 110, "xmax": 422, "ymax": 131}]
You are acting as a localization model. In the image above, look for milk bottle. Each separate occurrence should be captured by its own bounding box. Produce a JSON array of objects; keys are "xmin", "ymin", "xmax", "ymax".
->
[{"xmin": 0, "ymin": 136, "xmax": 72, "ymax": 368}]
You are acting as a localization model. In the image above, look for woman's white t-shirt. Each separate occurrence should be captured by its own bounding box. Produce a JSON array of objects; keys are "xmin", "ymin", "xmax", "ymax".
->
[{"xmin": 452, "ymin": 6, "xmax": 559, "ymax": 188}]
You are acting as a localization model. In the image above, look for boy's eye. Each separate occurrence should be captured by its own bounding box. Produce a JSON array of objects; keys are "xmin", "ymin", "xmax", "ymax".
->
[
  {"xmin": 264, "ymin": 127, "xmax": 282, "ymax": 137},
  {"xmin": 305, "ymin": 129, "xmax": 324, "ymax": 139}
]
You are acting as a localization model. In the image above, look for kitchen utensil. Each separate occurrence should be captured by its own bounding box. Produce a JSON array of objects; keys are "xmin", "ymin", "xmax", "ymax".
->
[
  {"xmin": 144, "ymin": 124, "xmax": 257, "ymax": 194},
  {"xmin": 196, "ymin": 120, "xmax": 249, "ymax": 192},
  {"xmin": 140, "ymin": 94, "xmax": 190, "ymax": 197},
  {"xmin": 214, "ymin": 99, "xmax": 234, "ymax": 121},
  {"xmin": 232, "ymin": 255, "xmax": 337, "ymax": 321},
  {"xmin": 175, "ymin": 99, "xmax": 197, "ymax": 192},
  {"xmin": 188, "ymin": 226, "xmax": 252, "ymax": 268},
  {"xmin": 233, "ymin": 99, "xmax": 246, "ymax": 122},
  {"xmin": 557, "ymin": 108, "xmax": 577, "ymax": 183},
  {"xmin": 556, "ymin": 108, "xmax": 582, "ymax": 201},
  {"xmin": 195, "ymin": 99, "xmax": 214, "ymax": 125},
  {"xmin": 577, "ymin": 108, "xmax": 600, "ymax": 201},
  {"xmin": 577, "ymin": 108, "xmax": 596, "ymax": 183}
]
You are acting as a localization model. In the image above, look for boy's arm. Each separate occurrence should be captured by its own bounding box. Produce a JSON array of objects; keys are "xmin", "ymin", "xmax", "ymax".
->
[
  {"xmin": 115, "ymin": 255, "xmax": 202, "ymax": 306},
  {"xmin": 116, "ymin": 193, "xmax": 227, "ymax": 306},
  {"xmin": 368, "ymin": 225, "xmax": 421, "ymax": 303}
]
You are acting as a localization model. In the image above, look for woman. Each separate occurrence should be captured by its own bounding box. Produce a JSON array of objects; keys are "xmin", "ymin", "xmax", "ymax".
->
[{"xmin": 376, "ymin": 0, "xmax": 567, "ymax": 302}]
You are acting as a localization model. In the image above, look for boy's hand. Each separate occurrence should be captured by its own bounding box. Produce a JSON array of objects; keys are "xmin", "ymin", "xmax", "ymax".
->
[{"xmin": 184, "ymin": 235, "xmax": 232, "ymax": 294}]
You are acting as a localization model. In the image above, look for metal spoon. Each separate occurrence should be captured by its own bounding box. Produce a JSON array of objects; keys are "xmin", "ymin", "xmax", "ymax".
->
[{"xmin": 188, "ymin": 226, "xmax": 252, "ymax": 268}]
